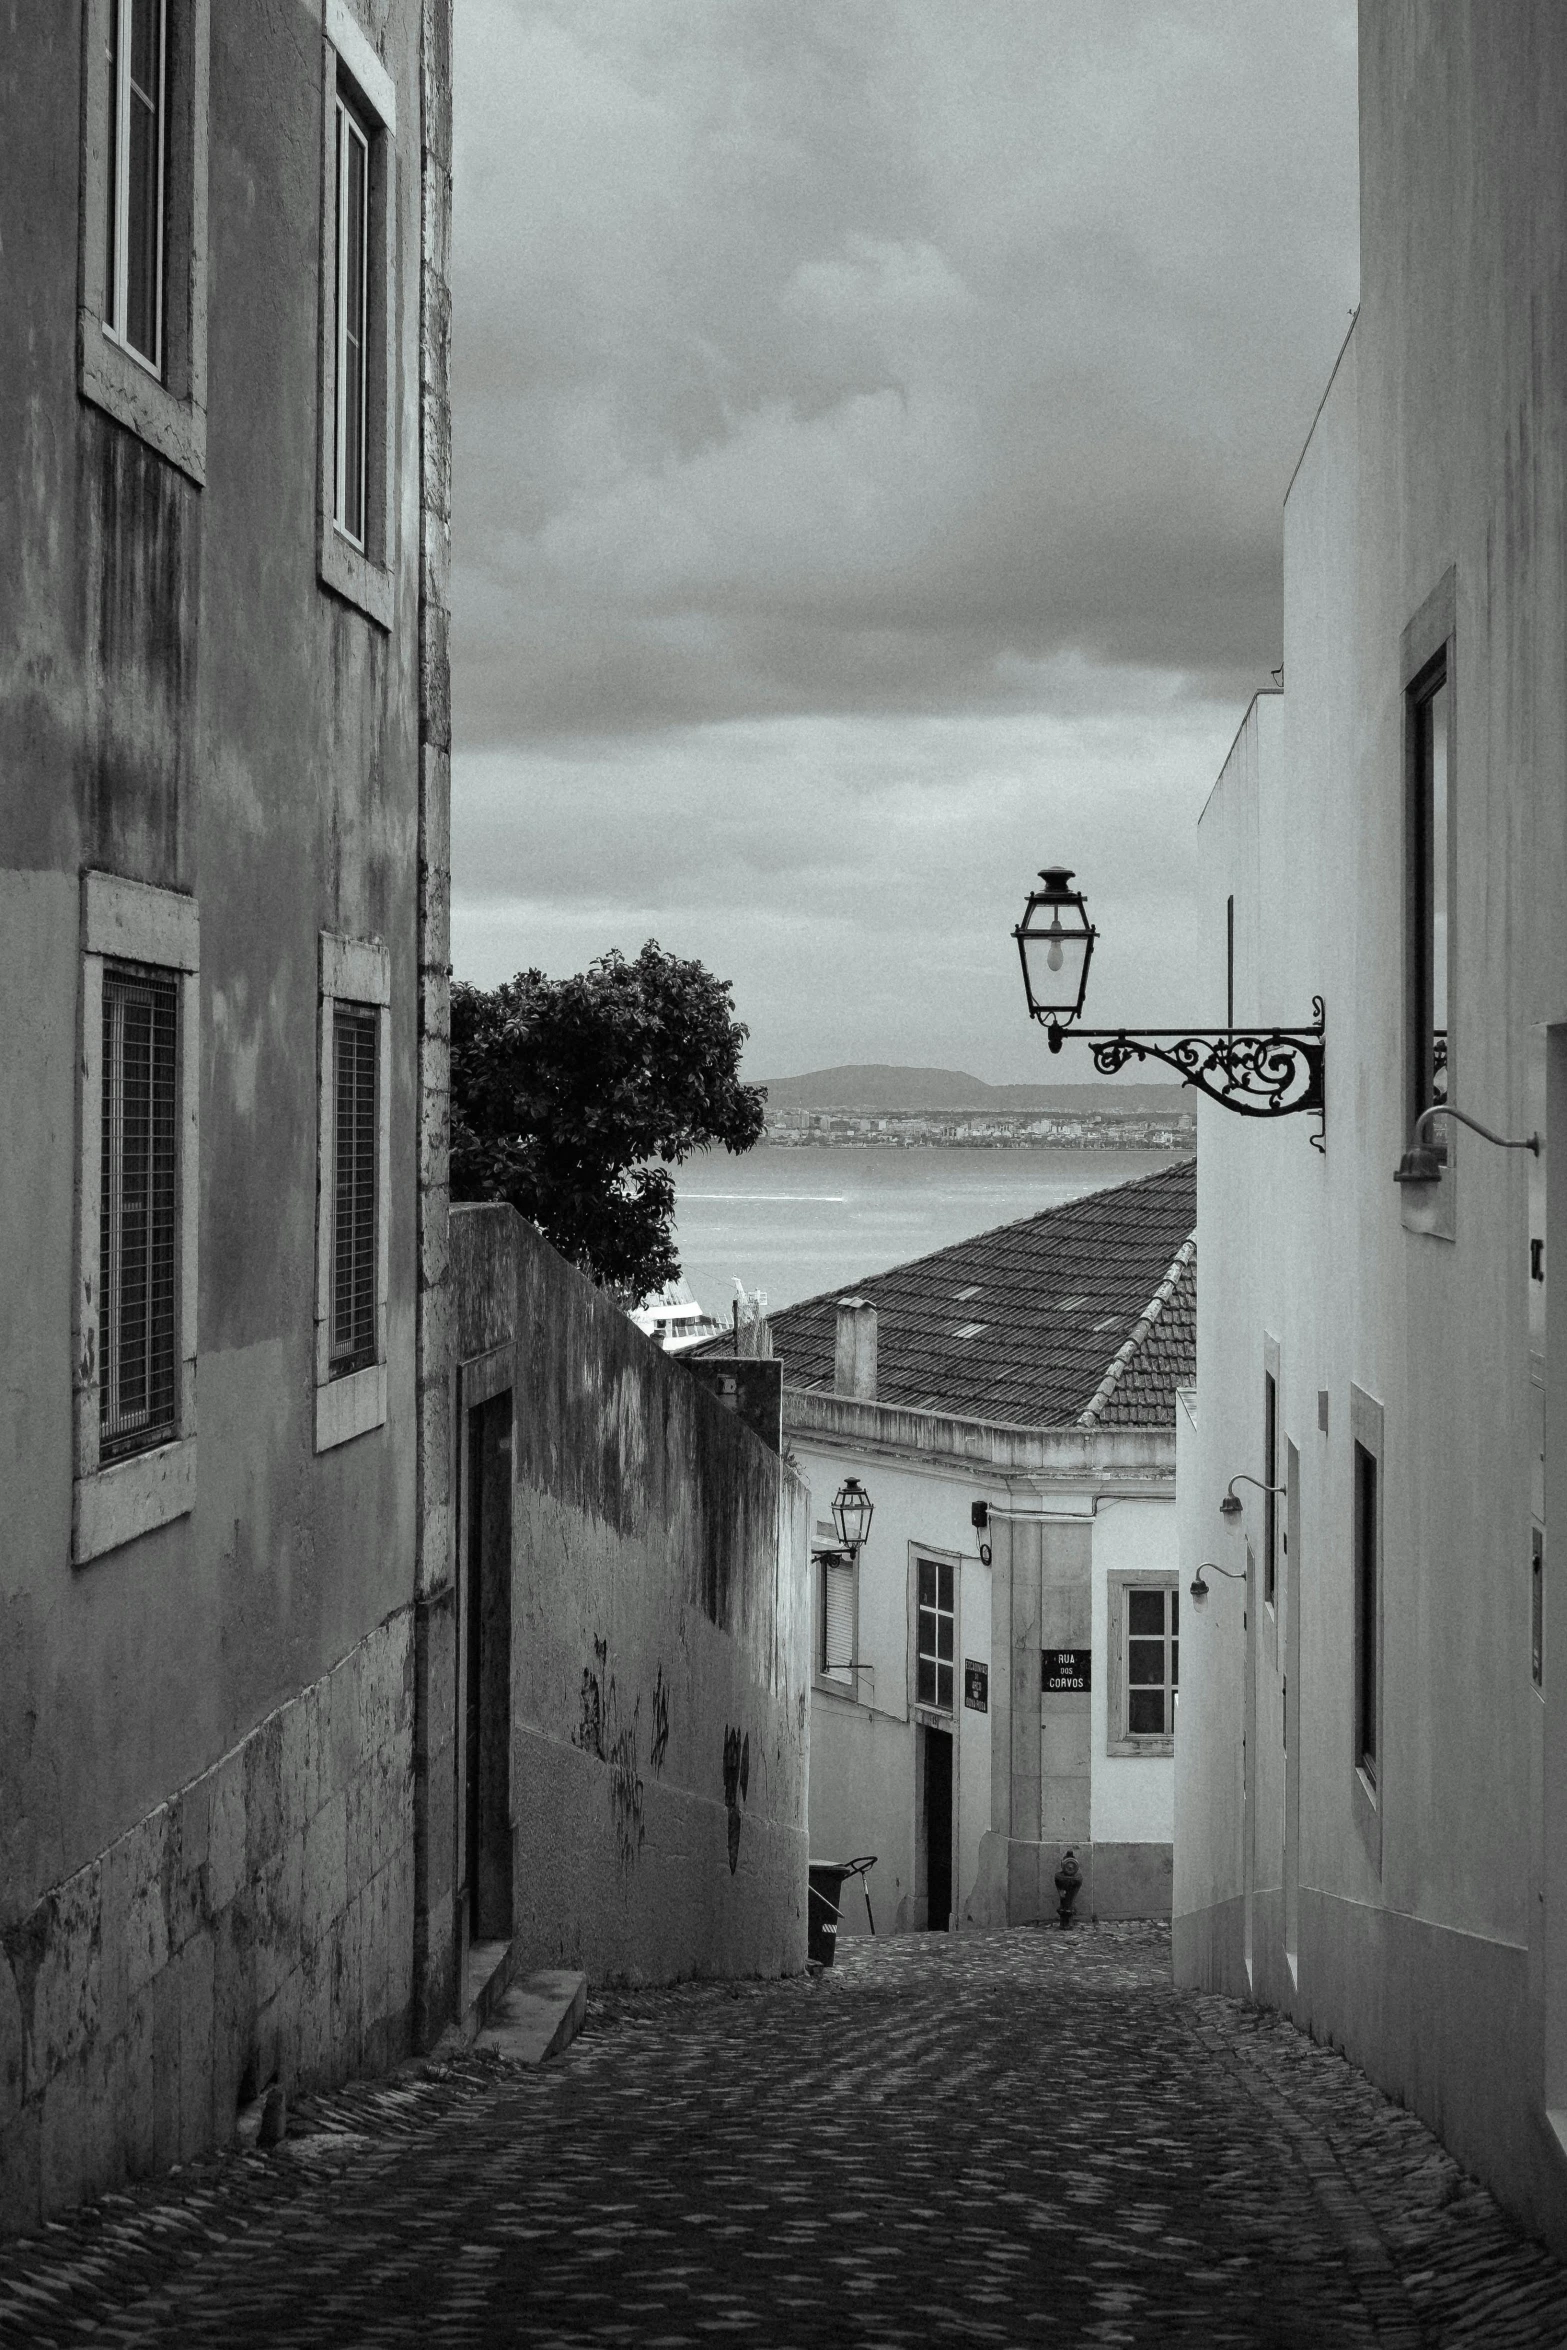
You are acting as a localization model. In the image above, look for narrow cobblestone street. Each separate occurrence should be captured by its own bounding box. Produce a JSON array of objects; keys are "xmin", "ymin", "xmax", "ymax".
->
[{"xmin": 4, "ymin": 1925, "xmax": 1567, "ymax": 2349}]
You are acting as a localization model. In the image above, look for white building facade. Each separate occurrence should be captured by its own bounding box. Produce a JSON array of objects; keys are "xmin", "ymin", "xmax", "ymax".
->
[
  {"xmin": 754, "ymin": 1165, "xmax": 1196, "ymax": 1935},
  {"xmin": 1175, "ymin": 0, "xmax": 1567, "ymax": 2251}
]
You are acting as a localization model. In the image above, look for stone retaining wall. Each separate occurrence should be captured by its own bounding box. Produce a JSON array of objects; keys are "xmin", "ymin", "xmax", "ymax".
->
[{"xmin": 0, "ymin": 1612, "xmax": 415, "ymax": 2230}]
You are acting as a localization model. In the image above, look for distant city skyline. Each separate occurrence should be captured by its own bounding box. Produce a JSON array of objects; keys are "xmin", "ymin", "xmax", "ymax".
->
[{"xmin": 450, "ymin": 2, "xmax": 1359, "ymax": 1082}]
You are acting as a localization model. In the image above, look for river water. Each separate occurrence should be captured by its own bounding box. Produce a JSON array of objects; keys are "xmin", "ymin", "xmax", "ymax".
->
[{"xmin": 670, "ymin": 1142, "xmax": 1187, "ymax": 1321}]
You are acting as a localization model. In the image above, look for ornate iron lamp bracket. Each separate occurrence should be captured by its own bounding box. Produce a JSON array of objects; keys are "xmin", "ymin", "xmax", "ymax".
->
[{"xmin": 1040, "ymin": 998, "xmax": 1327, "ymax": 1152}]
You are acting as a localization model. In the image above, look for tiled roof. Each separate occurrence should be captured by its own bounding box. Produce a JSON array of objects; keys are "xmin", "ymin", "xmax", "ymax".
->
[{"xmin": 703, "ymin": 1157, "xmax": 1196, "ymax": 1430}]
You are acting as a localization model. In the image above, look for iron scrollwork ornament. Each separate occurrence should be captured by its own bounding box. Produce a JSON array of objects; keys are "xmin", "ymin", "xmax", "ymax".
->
[{"xmin": 1039, "ymin": 1000, "xmax": 1326, "ymax": 1150}]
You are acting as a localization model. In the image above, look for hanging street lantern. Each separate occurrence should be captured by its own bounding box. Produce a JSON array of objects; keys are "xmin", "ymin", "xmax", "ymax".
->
[
  {"xmin": 830, "ymin": 1476, "xmax": 874, "ymax": 1556},
  {"xmin": 1014, "ymin": 868, "xmax": 1097, "ymax": 1042},
  {"xmin": 1013, "ymin": 863, "xmax": 1326, "ymax": 1145}
]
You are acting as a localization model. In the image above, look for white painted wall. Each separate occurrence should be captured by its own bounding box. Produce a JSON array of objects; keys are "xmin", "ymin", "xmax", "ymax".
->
[
  {"xmin": 1091, "ymin": 1494, "xmax": 1180, "ymax": 1845},
  {"xmin": 798, "ymin": 1433, "xmax": 1176, "ymax": 1929}
]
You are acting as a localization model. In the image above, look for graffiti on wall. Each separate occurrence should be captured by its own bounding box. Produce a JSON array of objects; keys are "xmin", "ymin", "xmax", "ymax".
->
[
  {"xmin": 722, "ymin": 1724, "xmax": 750, "ymax": 1874},
  {"xmin": 573, "ymin": 1636, "xmax": 649, "ymax": 1863},
  {"xmin": 650, "ymin": 1666, "xmax": 670, "ymax": 1776}
]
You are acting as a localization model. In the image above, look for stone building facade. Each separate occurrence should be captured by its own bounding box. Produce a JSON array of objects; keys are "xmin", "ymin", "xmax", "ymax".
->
[
  {"xmin": 1175, "ymin": 0, "xmax": 1567, "ymax": 2253},
  {"xmin": 0, "ymin": 0, "xmax": 454, "ymax": 2227}
]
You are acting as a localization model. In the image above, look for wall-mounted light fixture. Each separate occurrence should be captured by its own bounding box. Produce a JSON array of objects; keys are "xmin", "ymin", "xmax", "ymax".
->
[
  {"xmin": 1394, "ymin": 1101, "xmax": 1540, "ymax": 1186},
  {"xmin": 1013, "ymin": 865, "xmax": 1325, "ymax": 1146},
  {"xmin": 831, "ymin": 1476, "xmax": 874, "ymax": 1555},
  {"xmin": 815, "ymin": 1476, "xmax": 875, "ymax": 1679},
  {"xmin": 1190, "ymin": 1561, "xmax": 1246, "ymax": 1606},
  {"xmin": 1219, "ymin": 1473, "xmax": 1286, "ymax": 1520}
]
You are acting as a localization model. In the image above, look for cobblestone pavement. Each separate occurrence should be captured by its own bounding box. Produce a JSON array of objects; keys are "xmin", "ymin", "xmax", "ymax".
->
[{"xmin": 4, "ymin": 1924, "xmax": 1567, "ymax": 2348}]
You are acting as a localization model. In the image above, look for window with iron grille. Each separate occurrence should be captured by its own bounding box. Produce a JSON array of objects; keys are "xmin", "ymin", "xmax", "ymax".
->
[
  {"xmin": 330, "ymin": 1005, "xmax": 378, "ymax": 1374},
  {"xmin": 100, "ymin": 961, "xmax": 179, "ymax": 1460},
  {"xmin": 104, "ymin": 0, "xmax": 168, "ymax": 377},
  {"xmin": 916, "ymin": 1556, "xmax": 955, "ymax": 1711}
]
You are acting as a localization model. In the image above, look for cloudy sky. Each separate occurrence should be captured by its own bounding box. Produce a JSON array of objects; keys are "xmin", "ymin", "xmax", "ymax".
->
[{"xmin": 449, "ymin": 1, "xmax": 1359, "ymax": 1082}]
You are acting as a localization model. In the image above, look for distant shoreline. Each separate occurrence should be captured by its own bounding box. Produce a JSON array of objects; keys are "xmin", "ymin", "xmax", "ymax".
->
[{"xmin": 762, "ymin": 1108, "xmax": 1196, "ymax": 1151}]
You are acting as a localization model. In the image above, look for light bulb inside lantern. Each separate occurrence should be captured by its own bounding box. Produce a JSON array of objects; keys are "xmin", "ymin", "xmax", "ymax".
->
[{"xmin": 1046, "ymin": 940, "xmax": 1064, "ymax": 972}]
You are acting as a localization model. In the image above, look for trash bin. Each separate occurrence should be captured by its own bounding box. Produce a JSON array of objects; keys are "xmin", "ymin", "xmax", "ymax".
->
[{"xmin": 808, "ymin": 1863, "xmax": 848, "ymax": 1966}]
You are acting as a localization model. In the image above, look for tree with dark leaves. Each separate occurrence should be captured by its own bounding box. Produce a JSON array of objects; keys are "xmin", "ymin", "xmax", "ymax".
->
[{"xmin": 449, "ymin": 942, "xmax": 766, "ymax": 1301}]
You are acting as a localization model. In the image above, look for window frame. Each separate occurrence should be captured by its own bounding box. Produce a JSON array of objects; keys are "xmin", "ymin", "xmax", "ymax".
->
[
  {"xmin": 318, "ymin": 2, "xmax": 397, "ymax": 628},
  {"xmin": 1401, "ymin": 569, "xmax": 1458, "ymax": 1240},
  {"xmin": 315, "ymin": 932, "xmax": 391, "ymax": 1452},
  {"xmin": 1350, "ymin": 1382, "xmax": 1385, "ymax": 1872},
  {"xmin": 1106, "ymin": 1571, "xmax": 1180, "ymax": 1758},
  {"xmin": 77, "ymin": 0, "xmax": 209, "ymax": 481},
  {"xmin": 914, "ymin": 1551, "xmax": 957, "ymax": 1716},
  {"xmin": 74, "ymin": 872, "xmax": 200, "ymax": 1566}
]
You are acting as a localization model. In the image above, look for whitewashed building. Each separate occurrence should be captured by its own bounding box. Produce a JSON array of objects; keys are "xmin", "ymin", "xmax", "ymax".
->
[
  {"xmin": 1174, "ymin": 0, "xmax": 1567, "ymax": 2252},
  {"xmin": 742, "ymin": 1163, "xmax": 1195, "ymax": 1935}
]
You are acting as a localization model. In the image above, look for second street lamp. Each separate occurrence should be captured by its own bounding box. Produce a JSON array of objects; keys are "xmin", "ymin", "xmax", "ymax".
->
[
  {"xmin": 1013, "ymin": 864, "xmax": 1327, "ymax": 1145},
  {"xmin": 831, "ymin": 1476, "xmax": 874, "ymax": 1555}
]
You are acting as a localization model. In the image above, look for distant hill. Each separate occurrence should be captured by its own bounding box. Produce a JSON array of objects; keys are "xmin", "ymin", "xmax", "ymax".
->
[{"xmin": 754, "ymin": 1063, "xmax": 1190, "ymax": 1115}]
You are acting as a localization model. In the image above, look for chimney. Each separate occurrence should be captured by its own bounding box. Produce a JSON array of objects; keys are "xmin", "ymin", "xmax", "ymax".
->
[{"xmin": 834, "ymin": 1297, "xmax": 877, "ymax": 1401}]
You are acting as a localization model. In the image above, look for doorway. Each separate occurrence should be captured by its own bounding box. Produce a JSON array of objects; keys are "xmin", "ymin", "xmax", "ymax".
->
[
  {"xmin": 922, "ymin": 1725, "xmax": 953, "ymax": 1931},
  {"xmin": 462, "ymin": 1386, "xmax": 514, "ymax": 1946}
]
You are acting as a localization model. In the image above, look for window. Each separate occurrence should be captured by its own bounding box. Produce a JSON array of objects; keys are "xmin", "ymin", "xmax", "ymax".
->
[
  {"xmin": 1106, "ymin": 1573, "xmax": 1179, "ymax": 1756},
  {"xmin": 105, "ymin": 0, "xmax": 167, "ymax": 375},
  {"xmin": 330, "ymin": 1007, "xmax": 378, "ymax": 1374},
  {"xmin": 333, "ymin": 91, "xmax": 371, "ymax": 547},
  {"xmin": 78, "ymin": 0, "xmax": 209, "ymax": 479},
  {"xmin": 1126, "ymin": 1587, "xmax": 1178, "ymax": 1735},
  {"xmin": 74, "ymin": 873, "xmax": 199, "ymax": 1565},
  {"xmin": 1400, "ymin": 570, "xmax": 1456, "ymax": 1235},
  {"xmin": 1263, "ymin": 1362, "xmax": 1279, "ymax": 1608},
  {"xmin": 315, "ymin": 933, "xmax": 391, "ymax": 1451},
  {"xmin": 817, "ymin": 1526, "xmax": 857, "ymax": 1690},
  {"xmin": 1354, "ymin": 1440, "xmax": 1379, "ymax": 1783},
  {"xmin": 100, "ymin": 964, "xmax": 179, "ymax": 1459},
  {"xmin": 1409, "ymin": 658, "xmax": 1451, "ymax": 1143},
  {"xmin": 916, "ymin": 1556, "xmax": 955, "ymax": 1711},
  {"xmin": 318, "ymin": 4, "xmax": 397, "ymax": 626}
]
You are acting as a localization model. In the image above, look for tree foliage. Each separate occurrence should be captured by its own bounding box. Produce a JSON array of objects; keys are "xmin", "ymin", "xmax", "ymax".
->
[{"xmin": 449, "ymin": 942, "xmax": 766, "ymax": 1300}]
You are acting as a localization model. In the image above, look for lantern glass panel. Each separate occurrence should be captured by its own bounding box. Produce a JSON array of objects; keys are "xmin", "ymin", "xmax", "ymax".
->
[
  {"xmin": 832, "ymin": 1478, "xmax": 873, "ymax": 1551},
  {"xmin": 1019, "ymin": 921, "xmax": 1091, "ymax": 1020}
]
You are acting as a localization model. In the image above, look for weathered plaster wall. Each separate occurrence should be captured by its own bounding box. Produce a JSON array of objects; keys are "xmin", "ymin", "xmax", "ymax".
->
[
  {"xmin": 1, "ymin": 0, "xmax": 452, "ymax": 2231},
  {"xmin": 449, "ymin": 1208, "xmax": 811, "ymax": 1982},
  {"xmin": 0, "ymin": 1613, "xmax": 415, "ymax": 2232}
]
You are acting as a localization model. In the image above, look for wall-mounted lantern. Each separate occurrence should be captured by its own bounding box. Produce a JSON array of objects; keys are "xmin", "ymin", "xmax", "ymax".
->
[
  {"xmin": 830, "ymin": 1475, "xmax": 874, "ymax": 1556},
  {"xmin": 1013, "ymin": 865, "xmax": 1326, "ymax": 1144}
]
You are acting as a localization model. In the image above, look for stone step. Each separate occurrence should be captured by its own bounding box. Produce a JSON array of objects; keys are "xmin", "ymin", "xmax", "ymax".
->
[{"xmin": 476, "ymin": 1970, "xmax": 589, "ymax": 2066}]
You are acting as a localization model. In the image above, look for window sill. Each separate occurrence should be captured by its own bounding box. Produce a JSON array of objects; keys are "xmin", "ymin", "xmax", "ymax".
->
[
  {"xmin": 316, "ymin": 1359, "xmax": 387, "ymax": 1452},
  {"xmin": 1106, "ymin": 1733, "xmax": 1174, "ymax": 1760},
  {"xmin": 79, "ymin": 319, "xmax": 206, "ymax": 485},
  {"xmin": 73, "ymin": 1435, "xmax": 196, "ymax": 1565},
  {"xmin": 813, "ymin": 1672, "xmax": 862, "ymax": 1704},
  {"xmin": 319, "ymin": 520, "xmax": 394, "ymax": 630}
]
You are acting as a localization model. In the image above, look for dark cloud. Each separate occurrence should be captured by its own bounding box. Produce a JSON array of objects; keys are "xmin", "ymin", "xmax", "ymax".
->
[
  {"xmin": 452, "ymin": 0, "xmax": 1358, "ymax": 741},
  {"xmin": 448, "ymin": 2, "xmax": 1357, "ymax": 1075}
]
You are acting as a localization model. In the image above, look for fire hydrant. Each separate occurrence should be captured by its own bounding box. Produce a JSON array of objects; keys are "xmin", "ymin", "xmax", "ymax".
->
[{"xmin": 1054, "ymin": 1848, "xmax": 1083, "ymax": 1929}]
